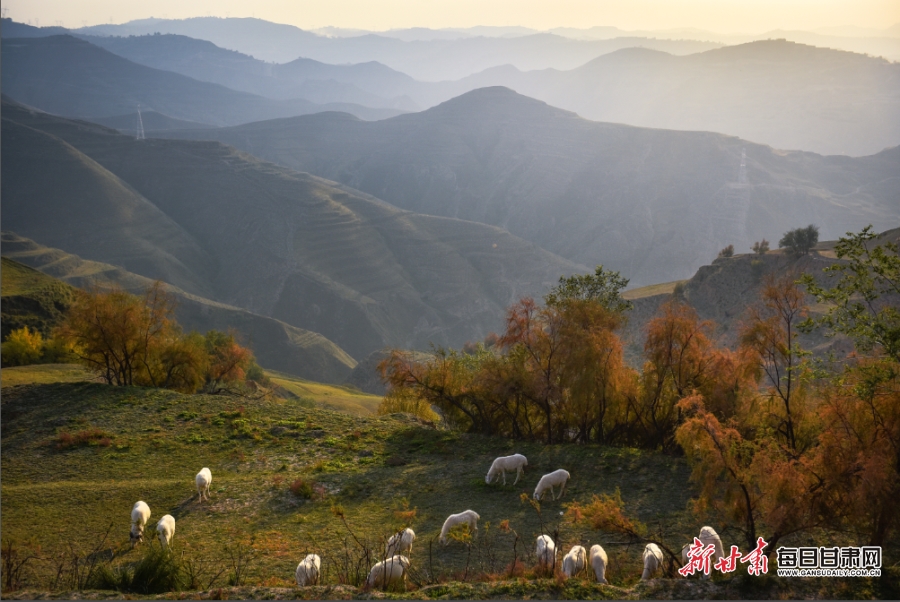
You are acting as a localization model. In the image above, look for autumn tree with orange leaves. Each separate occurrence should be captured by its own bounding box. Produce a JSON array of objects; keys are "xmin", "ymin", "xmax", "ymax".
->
[{"xmin": 59, "ymin": 283, "xmax": 255, "ymax": 394}]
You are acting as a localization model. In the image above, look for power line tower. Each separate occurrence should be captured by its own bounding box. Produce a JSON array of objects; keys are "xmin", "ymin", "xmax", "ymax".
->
[
  {"xmin": 738, "ymin": 148, "xmax": 748, "ymax": 185},
  {"xmin": 136, "ymin": 104, "xmax": 145, "ymax": 141}
]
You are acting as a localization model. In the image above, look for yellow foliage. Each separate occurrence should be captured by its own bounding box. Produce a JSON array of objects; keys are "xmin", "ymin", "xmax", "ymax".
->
[
  {"xmin": 2, "ymin": 326, "xmax": 44, "ymax": 366},
  {"xmin": 377, "ymin": 387, "xmax": 439, "ymax": 423}
]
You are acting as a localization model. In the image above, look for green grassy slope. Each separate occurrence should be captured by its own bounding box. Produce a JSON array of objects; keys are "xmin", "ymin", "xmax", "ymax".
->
[
  {"xmin": 0, "ymin": 257, "xmax": 77, "ymax": 340},
  {"xmin": 0, "ymin": 381, "xmax": 696, "ymax": 590},
  {"xmin": 3, "ymin": 380, "xmax": 893, "ymax": 599},
  {"xmin": 1, "ymin": 233, "xmax": 357, "ymax": 384},
  {"xmin": 163, "ymin": 86, "xmax": 900, "ymax": 287},
  {"xmin": 3, "ymin": 97, "xmax": 586, "ymax": 361}
]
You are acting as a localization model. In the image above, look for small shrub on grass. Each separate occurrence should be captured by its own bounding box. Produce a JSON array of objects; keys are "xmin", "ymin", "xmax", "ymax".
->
[
  {"xmin": 89, "ymin": 546, "xmax": 186, "ymax": 594},
  {"xmin": 290, "ymin": 478, "xmax": 314, "ymax": 499},
  {"xmin": 54, "ymin": 428, "xmax": 114, "ymax": 450}
]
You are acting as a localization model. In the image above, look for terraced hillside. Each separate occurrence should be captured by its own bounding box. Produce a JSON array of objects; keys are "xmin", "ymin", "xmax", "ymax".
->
[
  {"xmin": 1, "ymin": 233, "xmax": 357, "ymax": 384},
  {"xmin": 2, "ymin": 97, "xmax": 585, "ymax": 362},
  {"xmin": 163, "ymin": 87, "xmax": 900, "ymax": 287}
]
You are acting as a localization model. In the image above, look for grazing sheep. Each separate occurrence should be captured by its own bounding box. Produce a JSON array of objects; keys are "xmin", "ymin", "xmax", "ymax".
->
[
  {"xmin": 562, "ymin": 544, "xmax": 587, "ymax": 578},
  {"xmin": 533, "ymin": 469, "xmax": 570, "ymax": 501},
  {"xmin": 641, "ymin": 543, "xmax": 663, "ymax": 580},
  {"xmin": 439, "ymin": 510, "xmax": 480, "ymax": 545},
  {"xmin": 157, "ymin": 515, "xmax": 175, "ymax": 550},
  {"xmin": 485, "ymin": 454, "xmax": 528, "ymax": 486},
  {"xmin": 295, "ymin": 553, "xmax": 321, "ymax": 586},
  {"xmin": 698, "ymin": 526, "xmax": 724, "ymax": 579},
  {"xmin": 365, "ymin": 555, "xmax": 410, "ymax": 590},
  {"xmin": 590, "ymin": 544, "xmax": 609, "ymax": 584},
  {"xmin": 196, "ymin": 467, "xmax": 212, "ymax": 502},
  {"xmin": 129, "ymin": 501, "xmax": 151, "ymax": 548},
  {"xmin": 386, "ymin": 528, "xmax": 416, "ymax": 556},
  {"xmin": 535, "ymin": 534, "xmax": 557, "ymax": 570}
]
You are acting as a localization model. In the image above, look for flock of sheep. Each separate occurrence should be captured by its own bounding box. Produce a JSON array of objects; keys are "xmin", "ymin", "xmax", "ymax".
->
[{"xmin": 126, "ymin": 455, "xmax": 725, "ymax": 590}]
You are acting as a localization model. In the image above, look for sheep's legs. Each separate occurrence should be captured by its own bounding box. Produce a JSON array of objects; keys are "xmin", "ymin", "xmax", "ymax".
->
[
  {"xmin": 513, "ymin": 468, "xmax": 522, "ymax": 486},
  {"xmin": 501, "ymin": 470, "xmax": 507, "ymax": 485}
]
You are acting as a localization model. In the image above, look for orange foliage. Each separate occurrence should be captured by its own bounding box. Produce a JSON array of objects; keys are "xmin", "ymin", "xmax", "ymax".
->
[{"xmin": 565, "ymin": 489, "xmax": 645, "ymax": 537}]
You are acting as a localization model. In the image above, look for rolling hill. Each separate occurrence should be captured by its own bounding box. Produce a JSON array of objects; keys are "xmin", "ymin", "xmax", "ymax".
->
[
  {"xmin": 0, "ymin": 257, "xmax": 77, "ymax": 340},
  {"xmin": 78, "ymin": 33, "xmax": 421, "ymax": 110},
  {"xmin": 445, "ymin": 40, "xmax": 900, "ymax": 156},
  {"xmin": 161, "ymin": 87, "xmax": 900, "ymax": 287},
  {"xmin": 2, "ymin": 97, "xmax": 586, "ymax": 362},
  {"xmin": 0, "ymin": 35, "xmax": 405, "ymax": 126},
  {"xmin": 67, "ymin": 27, "xmax": 900, "ymax": 154},
  {"xmin": 1, "ymin": 233, "xmax": 358, "ymax": 384}
]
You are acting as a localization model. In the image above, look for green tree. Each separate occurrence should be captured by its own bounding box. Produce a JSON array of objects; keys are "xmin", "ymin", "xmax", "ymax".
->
[
  {"xmin": 544, "ymin": 265, "xmax": 632, "ymax": 313},
  {"xmin": 779, "ymin": 225, "xmax": 819, "ymax": 256},
  {"xmin": 801, "ymin": 225, "xmax": 900, "ymax": 361},
  {"xmin": 752, "ymin": 239, "xmax": 770, "ymax": 255}
]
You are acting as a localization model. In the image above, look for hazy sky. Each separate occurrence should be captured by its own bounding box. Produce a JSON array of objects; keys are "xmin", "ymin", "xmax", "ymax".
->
[{"xmin": 6, "ymin": 0, "xmax": 899, "ymax": 33}]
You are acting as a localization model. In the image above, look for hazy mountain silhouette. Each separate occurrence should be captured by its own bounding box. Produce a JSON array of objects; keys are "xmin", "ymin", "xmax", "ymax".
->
[
  {"xmin": 444, "ymin": 40, "xmax": 900, "ymax": 156},
  {"xmin": 162, "ymin": 87, "xmax": 900, "ymax": 287},
  {"xmin": 2, "ymin": 97, "xmax": 585, "ymax": 360},
  {"xmin": 72, "ymin": 17, "xmax": 721, "ymax": 80},
  {"xmin": 77, "ymin": 33, "xmax": 421, "ymax": 110},
  {"xmin": 1, "ymin": 233, "xmax": 358, "ymax": 383},
  {"xmin": 1, "ymin": 35, "xmax": 405, "ymax": 126},
  {"xmin": 77, "ymin": 30, "xmax": 900, "ymax": 154}
]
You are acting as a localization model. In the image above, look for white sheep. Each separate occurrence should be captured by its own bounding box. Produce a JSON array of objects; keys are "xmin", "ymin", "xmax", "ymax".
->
[
  {"xmin": 295, "ymin": 553, "xmax": 321, "ymax": 586},
  {"xmin": 386, "ymin": 528, "xmax": 416, "ymax": 556},
  {"xmin": 129, "ymin": 501, "xmax": 151, "ymax": 548},
  {"xmin": 641, "ymin": 542, "xmax": 663, "ymax": 580},
  {"xmin": 562, "ymin": 544, "xmax": 587, "ymax": 578},
  {"xmin": 157, "ymin": 514, "xmax": 175, "ymax": 550},
  {"xmin": 485, "ymin": 454, "xmax": 528, "ymax": 486},
  {"xmin": 533, "ymin": 469, "xmax": 570, "ymax": 501},
  {"xmin": 365, "ymin": 555, "xmax": 410, "ymax": 590},
  {"xmin": 698, "ymin": 526, "xmax": 724, "ymax": 579},
  {"xmin": 196, "ymin": 467, "xmax": 212, "ymax": 502},
  {"xmin": 535, "ymin": 534, "xmax": 557, "ymax": 570},
  {"xmin": 439, "ymin": 510, "xmax": 480, "ymax": 545},
  {"xmin": 590, "ymin": 544, "xmax": 609, "ymax": 584}
]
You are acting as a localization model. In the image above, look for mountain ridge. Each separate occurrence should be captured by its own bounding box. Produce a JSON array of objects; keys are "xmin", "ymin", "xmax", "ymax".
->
[{"xmin": 160, "ymin": 86, "xmax": 900, "ymax": 287}]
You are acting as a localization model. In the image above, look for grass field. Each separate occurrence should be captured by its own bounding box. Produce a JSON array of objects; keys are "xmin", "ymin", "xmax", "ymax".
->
[
  {"xmin": 622, "ymin": 281, "xmax": 686, "ymax": 301},
  {"xmin": 2, "ymin": 371, "xmax": 895, "ymax": 599},
  {"xmin": 268, "ymin": 370, "xmax": 382, "ymax": 416}
]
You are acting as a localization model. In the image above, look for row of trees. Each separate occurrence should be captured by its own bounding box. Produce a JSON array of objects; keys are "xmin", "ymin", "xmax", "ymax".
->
[
  {"xmin": 57, "ymin": 282, "xmax": 260, "ymax": 393},
  {"xmin": 380, "ymin": 227, "xmax": 899, "ymax": 549}
]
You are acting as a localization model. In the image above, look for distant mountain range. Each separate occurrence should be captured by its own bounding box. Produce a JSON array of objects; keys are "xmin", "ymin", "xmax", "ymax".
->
[
  {"xmin": 13, "ymin": 30, "xmax": 897, "ymax": 155},
  {"xmin": 443, "ymin": 40, "xmax": 900, "ymax": 156},
  {"xmin": 0, "ymin": 35, "xmax": 405, "ymax": 126},
  {"xmin": 64, "ymin": 17, "xmax": 722, "ymax": 79},
  {"xmin": 76, "ymin": 33, "xmax": 422, "ymax": 111},
  {"xmin": 2, "ymin": 97, "xmax": 584, "ymax": 366},
  {"xmin": 162, "ymin": 87, "xmax": 900, "ymax": 287}
]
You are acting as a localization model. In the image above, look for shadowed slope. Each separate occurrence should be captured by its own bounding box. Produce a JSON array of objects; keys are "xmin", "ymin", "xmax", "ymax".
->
[
  {"xmin": 1, "ymin": 116, "xmax": 217, "ymax": 298},
  {"xmin": 1, "ymin": 233, "xmax": 357, "ymax": 383},
  {"xmin": 162, "ymin": 87, "xmax": 900, "ymax": 287},
  {"xmin": 3, "ymin": 97, "xmax": 585, "ymax": 359}
]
